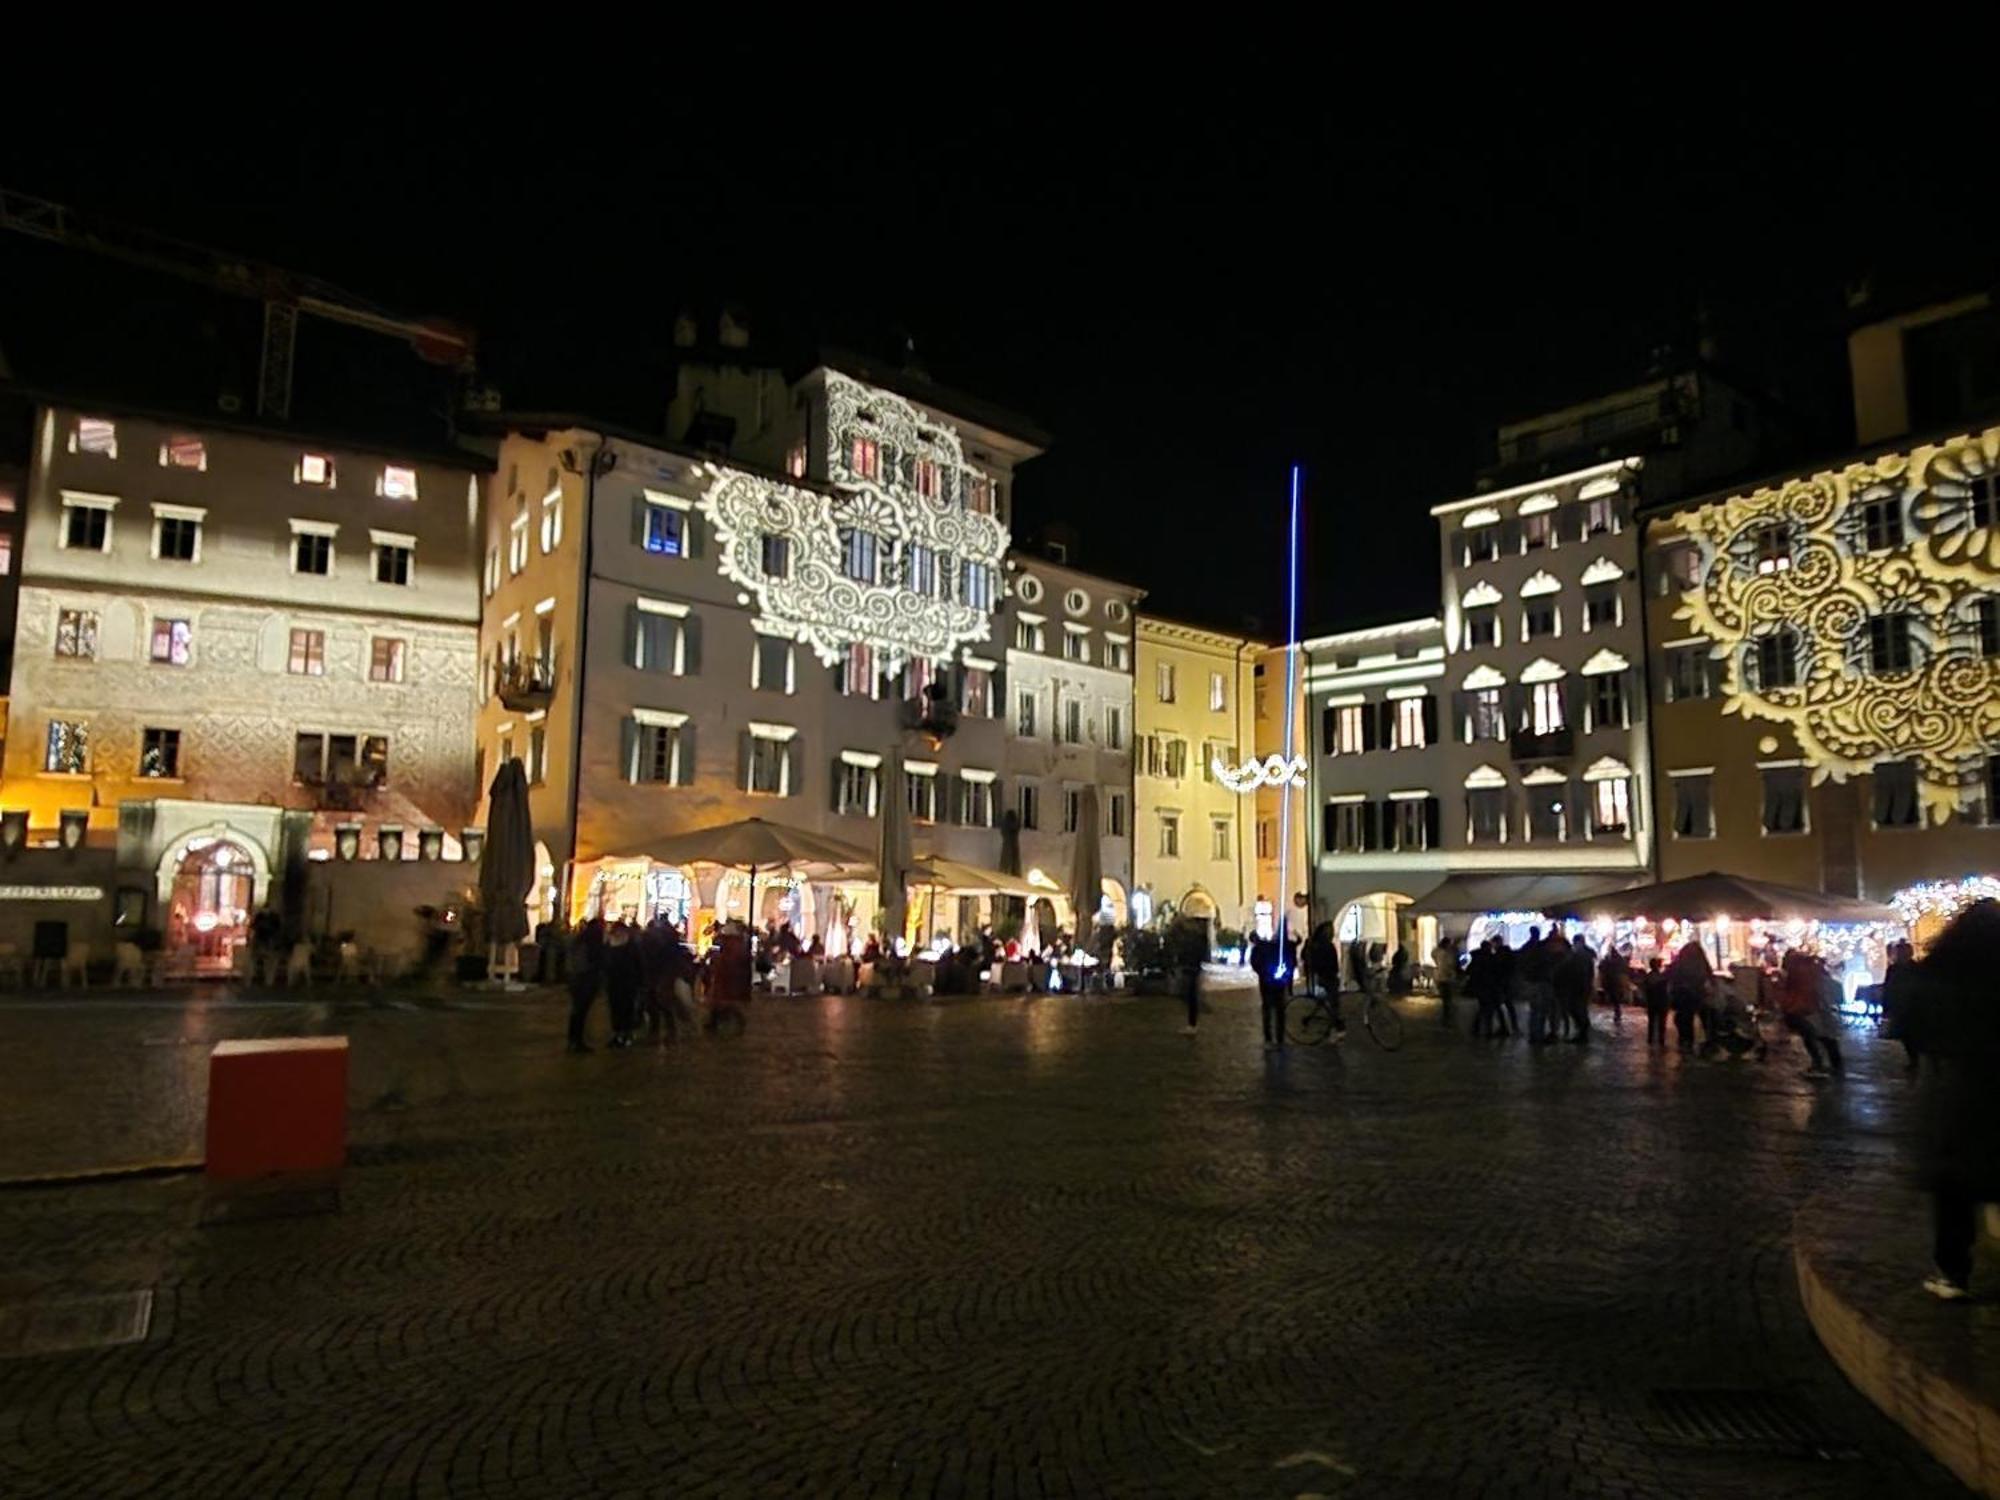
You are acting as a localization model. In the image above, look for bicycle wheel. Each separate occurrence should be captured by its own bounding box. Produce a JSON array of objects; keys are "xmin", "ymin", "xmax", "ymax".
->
[
  {"xmin": 1365, "ymin": 996, "xmax": 1404, "ymax": 1051},
  {"xmin": 1288, "ymin": 999, "xmax": 1334, "ymax": 1046}
]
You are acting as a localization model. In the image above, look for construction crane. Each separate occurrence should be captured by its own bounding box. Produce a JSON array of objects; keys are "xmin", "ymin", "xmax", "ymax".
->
[{"xmin": 0, "ymin": 186, "xmax": 475, "ymax": 421}]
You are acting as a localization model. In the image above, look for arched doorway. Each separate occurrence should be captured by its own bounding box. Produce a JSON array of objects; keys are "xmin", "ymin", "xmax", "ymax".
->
[
  {"xmin": 165, "ymin": 836, "xmax": 259, "ymax": 976},
  {"xmin": 1335, "ymin": 891, "xmax": 1420, "ymax": 964},
  {"xmin": 1099, "ymin": 878, "xmax": 1129, "ymax": 927}
]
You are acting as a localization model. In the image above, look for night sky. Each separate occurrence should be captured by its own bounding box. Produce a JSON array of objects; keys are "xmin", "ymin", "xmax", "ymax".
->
[{"xmin": 4, "ymin": 50, "xmax": 1994, "ymax": 638}]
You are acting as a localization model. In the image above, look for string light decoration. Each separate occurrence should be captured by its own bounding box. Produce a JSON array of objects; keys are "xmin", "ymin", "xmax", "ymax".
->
[
  {"xmin": 1670, "ymin": 424, "xmax": 2000, "ymax": 824},
  {"xmin": 1212, "ymin": 753, "xmax": 1307, "ymax": 792},
  {"xmin": 1891, "ymin": 875, "xmax": 2000, "ymax": 929},
  {"xmin": 699, "ymin": 373, "xmax": 1009, "ymax": 671}
]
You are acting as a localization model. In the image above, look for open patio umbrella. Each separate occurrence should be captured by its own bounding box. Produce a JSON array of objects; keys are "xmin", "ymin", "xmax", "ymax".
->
[
  {"xmin": 877, "ymin": 748, "xmax": 911, "ymax": 949},
  {"xmin": 906, "ymin": 855, "xmax": 1043, "ymax": 898},
  {"xmin": 479, "ymin": 757, "xmax": 535, "ymax": 982},
  {"xmin": 1406, "ymin": 872, "xmax": 1640, "ymax": 916},
  {"xmin": 1552, "ymin": 872, "xmax": 1897, "ymax": 925},
  {"xmin": 642, "ymin": 816, "xmax": 876, "ymax": 936}
]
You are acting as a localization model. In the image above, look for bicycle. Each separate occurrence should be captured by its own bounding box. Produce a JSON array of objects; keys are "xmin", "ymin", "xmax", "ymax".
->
[{"xmin": 1287, "ymin": 982, "xmax": 1404, "ymax": 1051}]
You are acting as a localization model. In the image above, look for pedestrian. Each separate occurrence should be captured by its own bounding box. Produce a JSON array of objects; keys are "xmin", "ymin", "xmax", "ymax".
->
[
  {"xmin": 248, "ymin": 904, "xmax": 284, "ymax": 986},
  {"xmin": 1182, "ymin": 952, "xmax": 1203, "ymax": 1036},
  {"xmin": 1467, "ymin": 939, "xmax": 1500, "ymax": 1037},
  {"xmin": 1904, "ymin": 899, "xmax": 2000, "ymax": 1299},
  {"xmin": 1305, "ymin": 922, "xmax": 1339, "ymax": 1003},
  {"xmin": 1250, "ymin": 925, "xmax": 1298, "ymax": 1050},
  {"xmin": 604, "ymin": 920, "xmax": 642, "ymax": 1049},
  {"xmin": 1641, "ymin": 957, "xmax": 1671, "ymax": 1047},
  {"xmin": 1776, "ymin": 949, "xmax": 1842, "ymax": 1078},
  {"xmin": 638, "ymin": 915, "xmax": 690, "ymax": 1043},
  {"xmin": 1554, "ymin": 934, "xmax": 1595, "ymax": 1044},
  {"xmin": 1517, "ymin": 927, "xmax": 1556, "ymax": 1044},
  {"xmin": 565, "ymin": 917, "xmax": 606, "ymax": 1053},
  {"xmin": 1433, "ymin": 933, "xmax": 1461, "ymax": 1028},
  {"xmin": 1882, "ymin": 938, "xmax": 1921, "ymax": 1073},
  {"xmin": 707, "ymin": 921, "xmax": 753, "ymax": 1034},
  {"xmin": 1667, "ymin": 939, "xmax": 1711, "ymax": 1054},
  {"xmin": 1598, "ymin": 946, "xmax": 1632, "ymax": 1031}
]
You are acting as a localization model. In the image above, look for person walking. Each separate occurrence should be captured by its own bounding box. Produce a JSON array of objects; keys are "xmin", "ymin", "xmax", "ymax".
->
[
  {"xmin": 604, "ymin": 920, "xmax": 643, "ymax": 1049},
  {"xmin": 1904, "ymin": 900, "xmax": 2000, "ymax": 1299},
  {"xmin": 707, "ymin": 921, "xmax": 754, "ymax": 1034},
  {"xmin": 1554, "ymin": 935, "xmax": 1595, "ymax": 1044},
  {"xmin": 565, "ymin": 917, "xmax": 606, "ymax": 1053},
  {"xmin": 1517, "ymin": 927, "xmax": 1555, "ymax": 1045},
  {"xmin": 1598, "ymin": 946, "xmax": 1632, "ymax": 1032},
  {"xmin": 1432, "ymin": 933, "xmax": 1461, "ymax": 1028},
  {"xmin": 1641, "ymin": 957, "xmax": 1671, "ymax": 1047},
  {"xmin": 1250, "ymin": 927, "xmax": 1297, "ymax": 1050},
  {"xmin": 1882, "ymin": 938, "xmax": 1921, "ymax": 1073},
  {"xmin": 1666, "ymin": 939, "xmax": 1711, "ymax": 1054},
  {"xmin": 1305, "ymin": 923, "xmax": 1339, "ymax": 1008},
  {"xmin": 1776, "ymin": 949, "xmax": 1842, "ymax": 1078}
]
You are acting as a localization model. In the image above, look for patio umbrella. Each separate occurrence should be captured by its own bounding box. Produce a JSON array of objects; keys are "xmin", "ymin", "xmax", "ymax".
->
[
  {"xmin": 876, "ymin": 749, "xmax": 911, "ymax": 948},
  {"xmin": 906, "ymin": 855, "xmax": 1042, "ymax": 898},
  {"xmin": 1406, "ymin": 872, "xmax": 1640, "ymax": 916},
  {"xmin": 642, "ymin": 816, "xmax": 876, "ymax": 936},
  {"xmin": 1069, "ymin": 785, "xmax": 1103, "ymax": 937},
  {"xmin": 1552, "ymin": 872, "xmax": 1897, "ymax": 925},
  {"xmin": 479, "ymin": 757, "xmax": 536, "ymax": 978}
]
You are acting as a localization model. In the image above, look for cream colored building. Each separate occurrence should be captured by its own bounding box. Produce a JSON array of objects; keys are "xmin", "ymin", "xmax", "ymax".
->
[
  {"xmin": 0, "ymin": 402, "xmax": 484, "ymax": 966},
  {"xmin": 1131, "ymin": 616, "xmax": 1263, "ymax": 932},
  {"xmin": 475, "ymin": 364, "xmax": 1037, "ymax": 941}
]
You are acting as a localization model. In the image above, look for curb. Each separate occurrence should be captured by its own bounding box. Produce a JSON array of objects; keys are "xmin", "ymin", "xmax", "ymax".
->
[{"xmin": 1795, "ymin": 1230, "xmax": 2000, "ymax": 1496}]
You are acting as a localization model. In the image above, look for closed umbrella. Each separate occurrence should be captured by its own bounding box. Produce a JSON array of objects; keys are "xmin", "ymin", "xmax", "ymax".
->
[
  {"xmin": 479, "ymin": 757, "xmax": 536, "ymax": 983},
  {"xmin": 877, "ymin": 748, "xmax": 911, "ymax": 951},
  {"xmin": 1069, "ymin": 785, "xmax": 1104, "ymax": 938}
]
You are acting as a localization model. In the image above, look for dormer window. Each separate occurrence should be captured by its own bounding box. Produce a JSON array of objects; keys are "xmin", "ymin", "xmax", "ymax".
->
[
  {"xmin": 72, "ymin": 417, "xmax": 117, "ymax": 458},
  {"xmin": 297, "ymin": 453, "xmax": 336, "ymax": 487},
  {"xmin": 380, "ymin": 465, "xmax": 419, "ymax": 500},
  {"xmin": 161, "ymin": 435, "xmax": 207, "ymax": 470}
]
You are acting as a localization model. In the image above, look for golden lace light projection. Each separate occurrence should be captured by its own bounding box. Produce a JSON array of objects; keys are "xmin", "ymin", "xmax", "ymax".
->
[{"xmin": 1671, "ymin": 424, "xmax": 2000, "ymax": 825}]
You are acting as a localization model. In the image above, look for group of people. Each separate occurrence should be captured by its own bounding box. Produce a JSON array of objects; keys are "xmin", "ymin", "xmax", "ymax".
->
[{"xmin": 564, "ymin": 913, "xmax": 750, "ymax": 1051}]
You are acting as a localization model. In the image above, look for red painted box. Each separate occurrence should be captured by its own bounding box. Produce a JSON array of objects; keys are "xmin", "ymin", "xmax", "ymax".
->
[{"xmin": 205, "ymin": 1037, "xmax": 349, "ymax": 1180}]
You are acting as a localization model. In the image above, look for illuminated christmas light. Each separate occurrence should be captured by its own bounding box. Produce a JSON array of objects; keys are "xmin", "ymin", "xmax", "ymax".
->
[{"xmin": 1213, "ymin": 753, "xmax": 1307, "ymax": 792}]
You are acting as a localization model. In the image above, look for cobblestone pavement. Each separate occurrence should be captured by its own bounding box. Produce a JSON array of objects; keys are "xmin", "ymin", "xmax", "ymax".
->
[{"xmin": 0, "ymin": 985, "xmax": 1974, "ymax": 1498}]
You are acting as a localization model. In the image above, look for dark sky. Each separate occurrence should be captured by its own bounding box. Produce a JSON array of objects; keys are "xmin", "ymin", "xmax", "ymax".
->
[{"xmin": 4, "ymin": 48, "xmax": 1994, "ymax": 637}]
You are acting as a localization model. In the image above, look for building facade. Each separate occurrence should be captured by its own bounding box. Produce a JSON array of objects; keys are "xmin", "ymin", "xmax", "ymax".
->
[
  {"xmin": 0, "ymin": 402, "xmax": 484, "ymax": 965},
  {"xmin": 1300, "ymin": 616, "xmax": 1450, "ymax": 955},
  {"xmin": 1430, "ymin": 458, "xmax": 1654, "ymax": 904},
  {"xmin": 1131, "ymin": 616, "xmax": 1262, "ymax": 932},
  {"xmin": 999, "ymin": 552, "xmax": 1140, "ymax": 932},
  {"xmin": 475, "ymin": 364, "xmax": 1038, "ymax": 941}
]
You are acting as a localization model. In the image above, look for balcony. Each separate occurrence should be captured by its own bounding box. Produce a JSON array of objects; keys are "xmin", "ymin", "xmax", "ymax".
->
[
  {"xmin": 1509, "ymin": 727, "xmax": 1574, "ymax": 762},
  {"xmin": 495, "ymin": 655, "xmax": 557, "ymax": 712}
]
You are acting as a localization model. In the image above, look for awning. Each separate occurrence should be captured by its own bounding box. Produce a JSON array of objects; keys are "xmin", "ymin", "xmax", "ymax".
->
[
  {"xmin": 905, "ymin": 856, "xmax": 1045, "ymax": 898},
  {"xmin": 1406, "ymin": 872, "xmax": 1640, "ymax": 915},
  {"xmin": 1549, "ymin": 872, "xmax": 1898, "ymax": 925}
]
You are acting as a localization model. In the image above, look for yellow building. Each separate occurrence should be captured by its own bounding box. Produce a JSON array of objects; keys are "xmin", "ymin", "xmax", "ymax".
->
[{"xmin": 1131, "ymin": 617, "xmax": 1263, "ymax": 932}]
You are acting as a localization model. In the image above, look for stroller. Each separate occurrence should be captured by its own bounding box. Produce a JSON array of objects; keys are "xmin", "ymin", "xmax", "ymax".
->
[{"xmin": 1700, "ymin": 966, "xmax": 1772, "ymax": 1062}]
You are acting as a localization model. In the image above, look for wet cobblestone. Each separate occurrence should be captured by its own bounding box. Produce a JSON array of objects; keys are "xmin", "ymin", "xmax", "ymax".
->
[{"xmin": 0, "ymin": 988, "xmax": 1972, "ymax": 1497}]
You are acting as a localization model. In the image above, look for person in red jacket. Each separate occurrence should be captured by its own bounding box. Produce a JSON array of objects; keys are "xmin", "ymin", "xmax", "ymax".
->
[
  {"xmin": 1776, "ymin": 949, "xmax": 1842, "ymax": 1078},
  {"xmin": 706, "ymin": 922, "xmax": 753, "ymax": 1035}
]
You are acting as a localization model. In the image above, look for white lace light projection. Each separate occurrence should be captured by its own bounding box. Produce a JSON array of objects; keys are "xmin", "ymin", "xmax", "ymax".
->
[{"xmin": 698, "ymin": 373, "xmax": 1009, "ymax": 670}]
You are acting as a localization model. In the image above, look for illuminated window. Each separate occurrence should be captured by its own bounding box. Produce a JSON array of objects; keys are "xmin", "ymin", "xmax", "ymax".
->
[
  {"xmin": 840, "ymin": 528, "xmax": 880, "ymax": 584},
  {"xmin": 374, "ymin": 541, "xmax": 414, "ymax": 586},
  {"xmin": 849, "ymin": 434, "xmax": 880, "ymax": 480},
  {"xmin": 1583, "ymin": 496, "xmax": 1619, "ymax": 536},
  {"xmin": 1590, "ymin": 778, "xmax": 1630, "ymax": 838},
  {"xmin": 55, "ymin": 609, "xmax": 98, "ymax": 660},
  {"xmin": 380, "ymin": 466, "xmax": 419, "ymax": 500},
  {"xmin": 295, "ymin": 532, "xmax": 333, "ymax": 575},
  {"xmin": 1521, "ymin": 512, "xmax": 1553, "ymax": 551},
  {"xmin": 1465, "ymin": 689, "xmax": 1505, "ymax": 742},
  {"xmin": 539, "ymin": 492, "xmax": 562, "ymax": 552},
  {"xmin": 149, "ymin": 617, "xmax": 192, "ymax": 666},
  {"xmin": 1464, "ymin": 606, "xmax": 1499, "ymax": 648},
  {"xmin": 785, "ymin": 443, "xmax": 808, "ymax": 479},
  {"xmin": 1761, "ymin": 766, "xmax": 1808, "ymax": 834},
  {"xmin": 483, "ymin": 546, "xmax": 499, "ymax": 595},
  {"xmin": 1156, "ymin": 662, "xmax": 1176, "ymax": 703},
  {"xmin": 1327, "ymin": 704, "xmax": 1365, "ymax": 755},
  {"xmin": 1014, "ymin": 617, "xmax": 1045, "ymax": 652},
  {"xmin": 0, "ymin": 533, "xmax": 11, "ymax": 575},
  {"xmin": 1872, "ymin": 760, "xmax": 1920, "ymax": 828},
  {"xmin": 961, "ymin": 666, "xmax": 992, "ymax": 717},
  {"xmin": 1865, "ymin": 613, "xmax": 1914, "ymax": 674},
  {"xmin": 1395, "ymin": 696, "xmax": 1428, "ymax": 749},
  {"xmin": 1205, "ymin": 672, "xmax": 1226, "ymax": 712},
  {"xmin": 913, "ymin": 458, "xmax": 940, "ymax": 499},
  {"xmin": 140, "ymin": 727, "xmax": 181, "ymax": 779},
  {"xmin": 62, "ymin": 500, "xmax": 111, "ymax": 552},
  {"xmin": 162, "ymin": 435, "xmax": 206, "ymax": 470},
  {"xmin": 297, "ymin": 453, "xmax": 335, "ymax": 487},
  {"xmin": 760, "ymin": 534, "xmax": 791, "ymax": 578},
  {"xmin": 1753, "ymin": 524, "xmax": 1793, "ymax": 574},
  {"xmin": 964, "ymin": 476, "xmax": 993, "ymax": 515},
  {"xmin": 1861, "ymin": 495, "xmax": 1904, "ymax": 551},
  {"xmin": 1672, "ymin": 774, "xmax": 1713, "ymax": 839},
  {"xmin": 642, "ymin": 503, "xmax": 685, "ymax": 557},
  {"xmin": 288, "ymin": 628, "xmax": 326, "ymax": 676},
  {"xmin": 961, "ymin": 561, "xmax": 997, "ymax": 610},
  {"xmin": 370, "ymin": 638, "xmax": 407, "ymax": 683},
  {"xmin": 44, "ymin": 719, "xmax": 88, "ymax": 774},
  {"xmin": 841, "ymin": 643, "xmax": 878, "ymax": 697},
  {"xmin": 1530, "ymin": 681, "xmax": 1565, "ymax": 735},
  {"xmin": 1017, "ymin": 782, "xmax": 1040, "ymax": 831},
  {"xmin": 73, "ymin": 417, "xmax": 117, "ymax": 457},
  {"xmin": 509, "ymin": 512, "xmax": 530, "ymax": 573}
]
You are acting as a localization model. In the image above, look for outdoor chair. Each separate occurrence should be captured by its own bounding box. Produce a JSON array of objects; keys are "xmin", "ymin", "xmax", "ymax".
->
[
  {"xmin": 112, "ymin": 941, "xmax": 146, "ymax": 988},
  {"xmin": 0, "ymin": 942, "xmax": 21, "ymax": 989},
  {"xmin": 285, "ymin": 942, "xmax": 313, "ymax": 988},
  {"xmin": 60, "ymin": 940, "xmax": 90, "ymax": 989}
]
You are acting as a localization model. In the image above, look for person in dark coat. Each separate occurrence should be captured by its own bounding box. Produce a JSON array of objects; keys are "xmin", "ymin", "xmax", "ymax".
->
[
  {"xmin": 1597, "ymin": 947, "xmax": 1632, "ymax": 1031},
  {"xmin": 707, "ymin": 923, "xmax": 754, "ymax": 1033},
  {"xmin": 565, "ymin": 917, "xmax": 606, "ymax": 1053},
  {"xmin": 1641, "ymin": 957, "xmax": 1671, "ymax": 1047},
  {"xmin": 1250, "ymin": 926, "xmax": 1299, "ymax": 1050},
  {"xmin": 1906, "ymin": 901, "xmax": 2000, "ymax": 1299},
  {"xmin": 1882, "ymin": 939, "xmax": 1921, "ymax": 1072},
  {"xmin": 1304, "ymin": 923, "xmax": 1340, "ymax": 1001},
  {"xmin": 1517, "ymin": 927, "xmax": 1555, "ymax": 1044},
  {"xmin": 1666, "ymin": 939, "xmax": 1711, "ymax": 1054},
  {"xmin": 603, "ymin": 920, "xmax": 643, "ymax": 1049},
  {"xmin": 1553, "ymin": 936, "xmax": 1596, "ymax": 1044}
]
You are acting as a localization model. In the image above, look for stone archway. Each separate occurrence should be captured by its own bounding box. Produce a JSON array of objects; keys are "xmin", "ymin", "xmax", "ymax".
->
[{"xmin": 155, "ymin": 824, "xmax": 271, "ymax": 978}]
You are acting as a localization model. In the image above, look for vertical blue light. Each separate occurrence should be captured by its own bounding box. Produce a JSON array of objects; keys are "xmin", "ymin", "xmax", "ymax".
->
[{"xmin": 1277, "ymin": 463, "xmax": 1302, "ymax": 973}]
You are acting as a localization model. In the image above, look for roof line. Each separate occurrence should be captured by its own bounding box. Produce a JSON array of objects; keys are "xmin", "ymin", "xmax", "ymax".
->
[{"xmin": 1430, "ymin": 456, "xmax": 1643, "ymax": 517}]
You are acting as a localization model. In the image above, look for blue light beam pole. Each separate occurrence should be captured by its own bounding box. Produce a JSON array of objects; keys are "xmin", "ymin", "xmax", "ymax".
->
[{"xmin": 1276, "ymin": 463, "xmax": 1302, "ymax": 980}]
